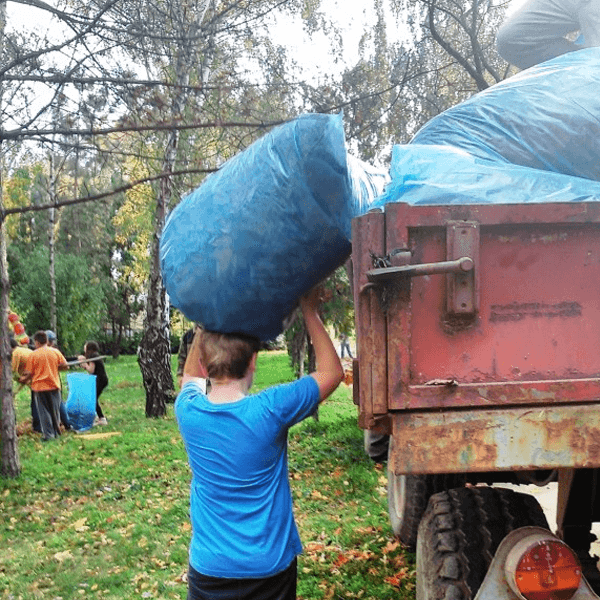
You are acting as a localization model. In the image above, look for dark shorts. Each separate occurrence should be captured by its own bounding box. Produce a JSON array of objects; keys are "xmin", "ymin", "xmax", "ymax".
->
[{"xmin": 187, "ymin": 558, "xmax": 297, "ymax": 600}]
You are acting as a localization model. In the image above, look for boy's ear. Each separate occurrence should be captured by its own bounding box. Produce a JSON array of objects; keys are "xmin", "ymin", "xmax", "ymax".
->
[{"xmin": 249, "ymin": 353, "xmax": 258, "ymax": 374}]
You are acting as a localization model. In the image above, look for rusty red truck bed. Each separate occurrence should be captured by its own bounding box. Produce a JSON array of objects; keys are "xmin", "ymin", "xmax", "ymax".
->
[{"xmin": 352, "ymin": 201, "xmax": 600, "ymax": 475}]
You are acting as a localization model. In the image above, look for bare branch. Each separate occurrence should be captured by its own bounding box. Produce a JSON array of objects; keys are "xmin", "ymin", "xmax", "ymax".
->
[
  {"xmin": 1, "ymin": 167, "xmax": 216, "ymax": 220},
  {"xmin": 2, "ymin": 117, "xmax": 287, "ymax": 142}
]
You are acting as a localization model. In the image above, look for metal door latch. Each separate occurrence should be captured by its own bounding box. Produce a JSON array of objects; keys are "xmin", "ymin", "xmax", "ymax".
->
[{"xmin": 364, "ymin": 221, "xmax": 479, "ymax": 315}]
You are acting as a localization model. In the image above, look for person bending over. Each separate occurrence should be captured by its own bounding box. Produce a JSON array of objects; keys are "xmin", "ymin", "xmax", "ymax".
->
[
  {"xmin": 497, "ymin": 0, "xmax": 600, "ymax": 69},
  {"xmin": 175, "ymin": 286, "xmax": 344, "ymax": 600}
]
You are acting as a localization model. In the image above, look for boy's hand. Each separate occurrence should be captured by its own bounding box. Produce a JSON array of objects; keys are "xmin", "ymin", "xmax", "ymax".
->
[{"xmin": 300, "ymin": 285, "xmax": 329, "ymax": 313}]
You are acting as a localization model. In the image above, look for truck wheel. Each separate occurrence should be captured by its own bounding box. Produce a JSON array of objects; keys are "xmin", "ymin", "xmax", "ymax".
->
[
  {"xmin": 416, "ymin": 486, "xmax": 549, "ymax": 600},
  {"xmin": 388, "ymin": 473, "xmax": 432, "ymax": 550},
  {"xmin": 387, "ymin": 437, "xmax": 466, "ymax": 551}
]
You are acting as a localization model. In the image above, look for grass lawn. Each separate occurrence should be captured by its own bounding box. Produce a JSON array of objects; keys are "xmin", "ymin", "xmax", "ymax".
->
[{"xmin": 1, "ymin": 352, "xmax": 415, "ymax": 599}]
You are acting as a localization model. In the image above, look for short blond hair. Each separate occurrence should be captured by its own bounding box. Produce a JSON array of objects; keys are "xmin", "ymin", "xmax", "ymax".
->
[{"xmin": 199, "ymin": 330, "xmax": 261, "ymax": 380}]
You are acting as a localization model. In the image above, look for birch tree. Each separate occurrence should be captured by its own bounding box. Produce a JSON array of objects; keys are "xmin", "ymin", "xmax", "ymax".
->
[{"xmin": 0, "ymin": 0, "xmax": 318, "ymax": 473}]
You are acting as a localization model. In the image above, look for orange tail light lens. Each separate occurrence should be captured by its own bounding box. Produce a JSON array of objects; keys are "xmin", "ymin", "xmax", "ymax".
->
[{"xmin": 514, "ymin": 539, "xmax": 581, "ymax": 600}]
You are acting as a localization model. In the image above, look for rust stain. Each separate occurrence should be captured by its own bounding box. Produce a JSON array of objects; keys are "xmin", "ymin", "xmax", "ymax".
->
[
  {"xmin": 390, "ymin": 406, "xmax": 600, "ymax": 474},
  {"xmin": 515, "ymin": 253, "xmax": 538, "ymax": 271},
  {"xmin": 490, "ymin": 301, "xmax": 582, "ymax": 323},
  {"xmin": 399, "ymin": 420, "xmax": 499, "ymax": 470}
]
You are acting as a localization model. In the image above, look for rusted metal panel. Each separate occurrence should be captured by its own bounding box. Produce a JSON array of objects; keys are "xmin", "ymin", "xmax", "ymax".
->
[
  {"xmin": 391, "ymin": 378, "xmax": 600, "ymax": 410},
  {"xmin": 403, "ymin": 223, "xmax": 600, "ymax": 387},
  {"xmin": 351, "ymin": 210, "xmax": 388, "ymax": 428},
  {"xmin": 389, "ymin": 404, "xmax": 600, "ymax": 474},
  {"xmin": 352, "ymin": 201, "xmax": 600, "ymax": 473},
  {"xmin": 384, "ymin": 204, "xmax": 413, "ymax": 415}
]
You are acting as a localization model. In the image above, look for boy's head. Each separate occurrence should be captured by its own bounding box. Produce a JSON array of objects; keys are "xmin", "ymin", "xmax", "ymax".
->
[
  {"xmin": 198, "ymin": 330, "xmax": 261, "ymax": 381},
  {"xmin": 33, "ymin": 330, "xmax": 48, "ymax": 346}
]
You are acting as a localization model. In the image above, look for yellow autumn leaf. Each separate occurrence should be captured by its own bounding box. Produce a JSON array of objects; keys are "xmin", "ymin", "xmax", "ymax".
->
[
  {"xmin": 72, "ymin": 517, "xmax": 88, "ymax": 530},
  {"xmin": 53, "ymin": 550, "xmax": 73, "ymax": 562}
]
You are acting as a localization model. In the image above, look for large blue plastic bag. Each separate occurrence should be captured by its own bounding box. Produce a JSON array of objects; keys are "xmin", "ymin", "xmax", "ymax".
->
[
  {"xmin": 410, "ymin": 48, "xmax": 600, "ymax": 181},
  {"xmin": 65, "ymin": 372, "xmax": 96, "ymax": 432},
  {"xmin": 347, "ymin": 154, "xmax": 390, "ymax": 215},
  {"xmin": 372, "ymin": 144, "xmax": 600, "ymax": 208},
  {"xmin": 160, "ymin": 113, "xmax": 385, "ymax": 341}
]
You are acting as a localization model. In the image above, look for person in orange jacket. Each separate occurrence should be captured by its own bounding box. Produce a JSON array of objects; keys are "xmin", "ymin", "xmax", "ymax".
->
[{"xmin": 20, "ymin": 330, "xmax": 69, "ymax": 441}]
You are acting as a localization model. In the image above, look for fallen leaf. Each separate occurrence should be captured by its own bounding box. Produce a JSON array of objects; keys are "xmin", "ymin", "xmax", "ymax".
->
[
  {"xmin": 383, "ymin": 540, "xmax": 400, "ymax": 554},
  {"xmin": 332, "ymin": 553, "xmax": 349, "ymax": 567},
  {"xmin": 384, "ymin": 567, "xmax": 410, "ymax": 587},
  {"xmin": 53, "ymin": 550, "xmax": 73, "ymax": 562},
  {"xmin": 71, "ymin": 518, "xmax": 88, "ymax": 531}
]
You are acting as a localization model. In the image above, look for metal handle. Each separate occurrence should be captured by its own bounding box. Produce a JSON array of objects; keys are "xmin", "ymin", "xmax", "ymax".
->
[{"xmin": 366, "ymin": 256, "xmax": 474, "ymax": 283}]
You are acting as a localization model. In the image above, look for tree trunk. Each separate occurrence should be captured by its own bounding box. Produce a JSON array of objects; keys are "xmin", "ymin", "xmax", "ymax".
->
[
  {"xmin": 48, "ymin": 206, "xmax": 57, "ymax": 333},
  {"xmin": 48, "ymin": 154, "xmax": 57, "ymax": 333},
  {"xmin": 137, "ymin": 4, "xmax": 209, "ymax": 416},
  {"xmin": 137, "ymin": 128, "xmax": 177, "ymax": 417},
  {"xmin": 0, "ymin": 0, "xmax": 20, "ymax": 477},
  {"xmin": 138, "ymin": 218, "xmax": 175, "ymax": 416},
  {"xmin": 0, "ymin": 217, "xmax": 21, "ymax": 478}
]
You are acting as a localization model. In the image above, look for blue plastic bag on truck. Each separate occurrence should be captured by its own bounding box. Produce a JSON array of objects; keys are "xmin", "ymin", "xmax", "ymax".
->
[
  {"xmin": 409, "ymin": 48, "xmax": 600, "ymax": 182},
  {"xmin": 65, "ymin": 372, "xmax": 96, "ymax": 432},
  {"xmin": 372, "ymin": 48, "xmax": 600, "ymax": 209},
  {"xmin": 160, "ymin": 113, "xmax": 387, "ymax": 341},
  {"xmin": 372, "ymin": 144, "xmax": 600, "ymax": 208}
]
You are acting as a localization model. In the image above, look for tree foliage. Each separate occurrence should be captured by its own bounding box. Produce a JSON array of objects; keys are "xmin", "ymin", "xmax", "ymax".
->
[
  {"xmin": 299, "ymin": 0, "xmax": 510, "ymax": 161},
  {"xmin": 0, "ymin": 0, "xmax": 515, "ymax": 474},
  {"xmin": 8, "ymin": 246, "xmax": 105, "ymax": 354}
]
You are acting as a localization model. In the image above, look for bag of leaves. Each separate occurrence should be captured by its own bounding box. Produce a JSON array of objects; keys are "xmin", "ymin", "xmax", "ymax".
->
[
  {"xmin": 410, "ymin": 48, "xmax": 600, "ymax": 181},
  {"xmin": 160, "ymin": 112, "xmax": 386, "ymax": 341},
  {"xmin": 65, "ymin": 373, "xmax": 97, "ymax": 433}
]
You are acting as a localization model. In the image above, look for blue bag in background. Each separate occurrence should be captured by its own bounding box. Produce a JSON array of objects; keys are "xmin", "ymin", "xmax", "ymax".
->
[
  {"xmin": 160, "ymin": 113, "xmax": 387, "ymax": 341},
  {"xmin": 65, "ymin": 373, "xmax": 97, "ymax": 433}
]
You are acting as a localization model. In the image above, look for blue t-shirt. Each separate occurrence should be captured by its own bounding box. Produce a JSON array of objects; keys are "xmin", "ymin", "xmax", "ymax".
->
[{"xmin": 175, "ymin": 375, "xmax": 320, "ymax": 578}]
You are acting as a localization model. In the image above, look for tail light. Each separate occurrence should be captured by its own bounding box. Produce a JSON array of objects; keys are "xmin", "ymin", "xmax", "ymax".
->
[{"xmin": 506, "ymin": 537, "xmax": 582, "ymax": 600}]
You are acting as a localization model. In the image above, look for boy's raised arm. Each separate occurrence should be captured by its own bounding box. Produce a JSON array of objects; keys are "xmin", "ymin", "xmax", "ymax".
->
[
  {"xmin": 181, "ymin": 327, "xmax": 209, "ymax": 388},
  {"xmin": 300, "ymin": 287, "xmax": 344, "ymax": 401}
]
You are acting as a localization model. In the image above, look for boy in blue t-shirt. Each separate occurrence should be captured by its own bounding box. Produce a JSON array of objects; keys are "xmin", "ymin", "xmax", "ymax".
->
[{"xmin": 176, "ymin": 286, "xmax": 344, "ymax": 600}]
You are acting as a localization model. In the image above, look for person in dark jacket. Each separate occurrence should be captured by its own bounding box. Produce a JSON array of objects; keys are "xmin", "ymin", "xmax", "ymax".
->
[{"xmin": 78, "ymin": 341, "xmax": 109, "ymax": 426}]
